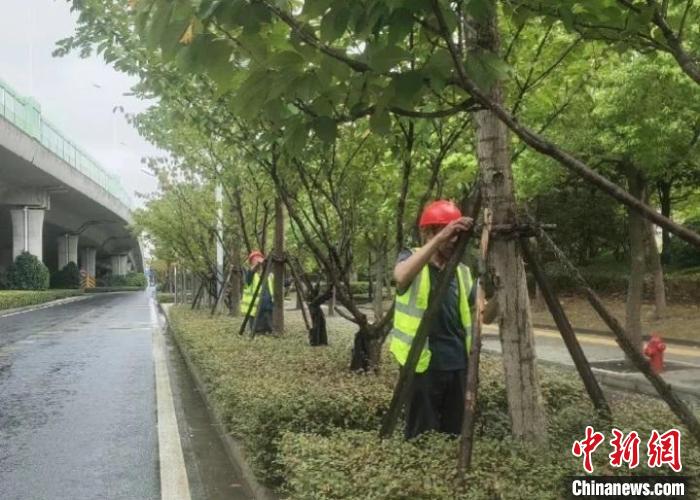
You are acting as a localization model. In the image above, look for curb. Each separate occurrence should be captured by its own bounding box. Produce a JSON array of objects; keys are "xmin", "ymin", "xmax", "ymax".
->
[
  {"xmin": 0, "ymin": 293, "xmax": 98, "ymax": 319},
  {"xmin": 530, "ymin": 323, "xmax": 700, "ymax": 348},
  {"xmin": 156, "ymin": 302, "xmax": 278, "ymax": 500},
  {"xmin": 483, "ymin": 328, "xmax": 700, "ymax": 352},
  {"xmin": 590, "ymin": 367, "xmax": 700, "ymax": 402},
  {"xmin": 482, "ymin": 347, "xmax": 700, "ymax": 403}
]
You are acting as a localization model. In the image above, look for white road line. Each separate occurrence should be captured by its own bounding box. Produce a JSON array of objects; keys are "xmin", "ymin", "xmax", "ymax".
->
[{"xmin": 150, "ymin": 300, "xmax": 191, "ymax": 500}]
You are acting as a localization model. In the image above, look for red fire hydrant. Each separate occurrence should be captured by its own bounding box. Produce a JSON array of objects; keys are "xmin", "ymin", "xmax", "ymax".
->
[{"xmin": 644, "ymin": 334, "xmax": 666, "ymax": 374}]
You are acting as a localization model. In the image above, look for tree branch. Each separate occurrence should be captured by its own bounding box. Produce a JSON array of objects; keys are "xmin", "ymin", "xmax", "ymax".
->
[{"xmin": 431, "ymin": 0, "xmax": 700, "ymax": 249}]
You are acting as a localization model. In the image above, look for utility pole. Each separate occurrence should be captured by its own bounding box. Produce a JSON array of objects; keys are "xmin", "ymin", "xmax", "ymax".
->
[
  {"xmin": 272, "ymin": 197, "xmax": 285, "ymax": 333},
  {"xmin": 215, "ymin": 182, "xmax": 225, "ymax": 303}
]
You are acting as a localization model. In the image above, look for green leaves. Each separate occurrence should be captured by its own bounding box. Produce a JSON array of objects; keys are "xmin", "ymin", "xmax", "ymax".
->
[
  {"xmin": 269, "ymin": 50, "xmax": 305, "ymax": 69},
  {"xmin": 391, "ymin": 71, "xmax": 424, "ymax": 107},
  {"xmin": 302, "ymin": 0, "xmax": 334, "ymax": 18},
  {"xmin": 320, "ymin": 5, "xmax": 351, "ymax": 42},
  {"xmin": 465, "ymin": 51, "xmax": 511, "ymax": 91},
  {"xmin": 285, "ymin": 120, "xmax": 311, "ymax": 156},
  {"xmin": 368, "ymin": 45, "xmax": 410, "ymax": 72},
  {"xmin": 146, "ymin": 0, "xmax": 174, "ymax": 51},
  {"xmin": 369, "ymin": 107, "xmax": 392, "ymax": 134},
  {"xmin": 387, "ymin": 8, "xmax": 415, "ymax": 44},
  {"xmin": 464, "ymin": 0, "xmax": 495, "ymax": 23},
  {"xmin": 312, "ymin": 116, "xmax": 338, "ymax": 143}
]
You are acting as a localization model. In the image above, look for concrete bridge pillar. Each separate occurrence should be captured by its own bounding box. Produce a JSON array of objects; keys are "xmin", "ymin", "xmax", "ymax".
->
[
  {"xmin": 111, "ymin": 254, "xmax": 128, "ymax": 276},
  {"xmin": 80, "ymin": 247, "xmax": 97, "ymax": 277},
  {"xmin": 57, "ymin": 234, "xmax": 79, "ymax": 269},
  {"xmin": 0, "ymin": 248, "xmax": 11, "ymax": 272},
  {"xmin": 10, "ymin": 207, "xmax": 45, "ymax": 261}
]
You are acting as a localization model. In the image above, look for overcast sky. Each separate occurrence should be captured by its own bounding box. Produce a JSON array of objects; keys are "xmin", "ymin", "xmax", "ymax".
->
[{"xmin": 0, "ymin": 0, "xmax": 161, "ymax": 206}]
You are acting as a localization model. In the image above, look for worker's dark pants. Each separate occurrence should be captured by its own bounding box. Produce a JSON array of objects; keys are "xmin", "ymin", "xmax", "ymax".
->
[
  {"xmin": 249, "ymin": 309, "xmax": 273, "ymax": 333},
  {"xmin": 405, "ymin": 369, "xmax": 467, "ymax": 439}
]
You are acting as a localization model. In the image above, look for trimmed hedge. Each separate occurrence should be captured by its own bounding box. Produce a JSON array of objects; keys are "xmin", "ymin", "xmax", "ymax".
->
[
  {"xmin": 168, "ymin": 307, "xmax": 699, "ymax": 499},
  {"xmin": 6, "ymin": 252, "xmax": 50, "ymax": 290},
  {"xmin": 0, "ymin": 289, "xmax": 83, "ymax": 311},
  {"xmin": 157, "ymin": 292, "xmax": 174, "ymax": 303},
  {"xmin": 169, "ymin": 308, "xmax": 390, "ymax": 485},
  {"xmin": 100, "ymin": 272, "xmax": 148, "ymax": 288},
  {"xmin": 50, "ymin": 262, "xmax": 81, "ymax": 289}
]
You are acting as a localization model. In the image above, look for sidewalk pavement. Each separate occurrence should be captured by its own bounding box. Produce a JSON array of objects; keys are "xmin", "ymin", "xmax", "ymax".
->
[
  {"xmin": 306, "ymin": 300, "xmax": 700, "ymax": 402},
  {"xmin": 482, "ymin": 324, "xmax": 700, "ymax": 402}
]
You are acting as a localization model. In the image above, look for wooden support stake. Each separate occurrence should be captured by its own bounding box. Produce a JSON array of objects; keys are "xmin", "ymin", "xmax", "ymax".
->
[
  {"xmin": 287, "ymin": 260, "xmax": 311, "ymax": 332},
  {"xmin": 536, "ymin": 227, "xmax": 700, "ymax": 445},
  {"xmin": 520, "ymin": 237, "xmax": 611, "ymax": 419},
  {"xmin": 211, "ymin": 262, "xmax": 236, "ymax": 317},
  {"xmin": 191, "ymin": 279, "xmax": 205, "ymax": 310},
  {"xmin": 458, "ymin": 209, "xmax": 491, "ymax": 476}
]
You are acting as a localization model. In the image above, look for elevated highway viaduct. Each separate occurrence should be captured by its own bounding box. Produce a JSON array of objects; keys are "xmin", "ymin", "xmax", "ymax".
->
[{"xmin": 0, "ymin": 79, "xmax": 142, "ymax": 281}]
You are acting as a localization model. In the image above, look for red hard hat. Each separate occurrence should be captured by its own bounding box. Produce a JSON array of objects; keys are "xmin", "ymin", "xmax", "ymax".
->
[
  {"xmin": 248, "ymin": 250, "xmax": 264, "ymax": 265},
  {"xmin": 419, "ymin": 200, "xmax": 462, "ymax": 227}
]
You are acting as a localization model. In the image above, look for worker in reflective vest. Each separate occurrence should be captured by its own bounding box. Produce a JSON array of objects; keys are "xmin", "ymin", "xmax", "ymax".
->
[
  {"xmin": 391, "ymin": 199, "xmax": 495, "ymax": 439},
  {"xmin": 241, "ymin": 250, "xmax": 274, "ymax": 334}
]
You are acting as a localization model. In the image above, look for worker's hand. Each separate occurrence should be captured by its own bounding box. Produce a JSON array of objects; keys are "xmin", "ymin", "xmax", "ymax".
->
[{"xmin": 434, "ymin": 217, "xmax": 474, "ymax": 245}]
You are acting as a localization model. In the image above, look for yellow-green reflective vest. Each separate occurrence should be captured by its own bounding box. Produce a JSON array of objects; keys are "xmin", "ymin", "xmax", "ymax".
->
[
  {"xmin": 390, "ymin": 260, "xmax": 473, "ymax": 373},
  {"xmin": 240, "ymin": 272, "xmax": 274, "ymax": 316}
]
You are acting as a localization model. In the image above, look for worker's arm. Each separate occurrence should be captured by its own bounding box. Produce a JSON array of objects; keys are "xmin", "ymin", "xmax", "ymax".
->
[{"xmin": 393, "ymin": 217, "xmax": 473, "ymax": 292}]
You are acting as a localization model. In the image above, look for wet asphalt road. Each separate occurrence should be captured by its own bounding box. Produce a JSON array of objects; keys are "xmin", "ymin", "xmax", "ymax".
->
[
  {"xmin": 0, "ymin": 292, "xmax": 159, "ymax": 500},
  {"xmin": 0, "ymin": 291, "xmax": 256, "ymax": 500}
]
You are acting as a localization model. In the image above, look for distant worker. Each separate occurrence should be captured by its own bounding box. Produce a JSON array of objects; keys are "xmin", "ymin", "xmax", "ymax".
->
[
  {"xmin": 391, "ymin": 200, "xmax": 496, "ymax": 439},
  {"xmin": 241, "ymin": 250, "xmax": 274, "ymax": 334}
]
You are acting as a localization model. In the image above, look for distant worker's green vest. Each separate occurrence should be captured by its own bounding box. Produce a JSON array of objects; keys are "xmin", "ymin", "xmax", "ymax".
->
[
  {"xmin": 241, "ymin": 272, "xmax": 274, "ymax": 316},
  {"xmin": 390, "ymin": 258, "xmax": 473, "ymax": 373}
]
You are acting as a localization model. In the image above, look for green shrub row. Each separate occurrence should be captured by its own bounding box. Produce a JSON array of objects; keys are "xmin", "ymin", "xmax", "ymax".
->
[
  {"xmin": 98, "ymin": 272, "xmax": 147, "ymax": 288},
  {"xmin": 157, "ymin": 292, "xmax": 174, "ymax": 303},
  {"xmin": 169, "ymin": 308, "xmax": 390, "ymax": 485},
  {"xmin": 3, "ymin": 252, "xmax": 50, "ymax": 290},
  {"xmin": 50, "ymin": 262, "xmax": 81, "ymax": 289},
  {"xmin": 0, "ymin": 289, "xmax": 83, "ymax": 311},
  {"xmin": 168, "ymin": 307, "xmax": 699, "ymax": 499}
]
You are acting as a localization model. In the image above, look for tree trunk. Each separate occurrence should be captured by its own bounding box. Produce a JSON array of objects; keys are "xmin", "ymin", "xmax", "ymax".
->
[
  {"xmin": 327, "ymin": 286, "xmax": 336, "ymax": 317},
  {"xmin": 174, "ymin": 265, "xmax": 179, "ymax": 304},
  {"xmin": 273, "ymin": 197, "xmax": 285, "ymax": 334},
  {"xmin": 473, "ymin": 10, "xmax": 547, "ymax": 443},
  {"xmin": 350, "ymin": 325, "xmax": 382, "ymax": 372},
  {"xmin": 643, "ymin": 194, "xmax": 667, "ymax": 319},
  {"xmin": 308, "ymin": 286, "xmax": 330, "ymax": 346},
  {"xmin": 658, "ymin": 180, "xmax": 672, "ymax": 264},
  {"xmin": 625, "ymin": 168, "xmax": 646, "ymax": 354},
  {"xmin": 367, "ymin": 250, "xmax": 374, "ymax": 302},
  {"xmin": 295, "ymin": 282, "xmax": 303, "ymax": 310},
  {"xmin": 373, "ymin": 245, "xmax": 386, "ymax": 321},
  {"xmin": 229, "ymin": 244, "xmax": 242, "ymax": 318}
]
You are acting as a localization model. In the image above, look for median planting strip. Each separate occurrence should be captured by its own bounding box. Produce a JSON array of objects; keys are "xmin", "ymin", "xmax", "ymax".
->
[{"xmin": 162, "ymin": 305, "xmax": 700, "ymax": 499}]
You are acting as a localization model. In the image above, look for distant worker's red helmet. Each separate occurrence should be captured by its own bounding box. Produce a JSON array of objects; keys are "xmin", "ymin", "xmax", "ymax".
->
[
  {"xmin": 419, "ymin": 200, "xmax": 462, "ymax": 227},
  {"xmin": 248, "ymin": 250, "xmax": 264, "ymax": 266}
]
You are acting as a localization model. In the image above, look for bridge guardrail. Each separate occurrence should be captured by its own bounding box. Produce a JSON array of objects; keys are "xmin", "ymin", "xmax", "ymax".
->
[{"xmin": 0, "ymin": 78, "xmax": 132, "ymax": 209}]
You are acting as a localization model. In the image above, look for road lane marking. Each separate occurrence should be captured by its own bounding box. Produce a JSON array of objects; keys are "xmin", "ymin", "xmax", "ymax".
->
[{"xmin": 150, "ymin": 299, "xmax": 191, "ymax": 500}]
